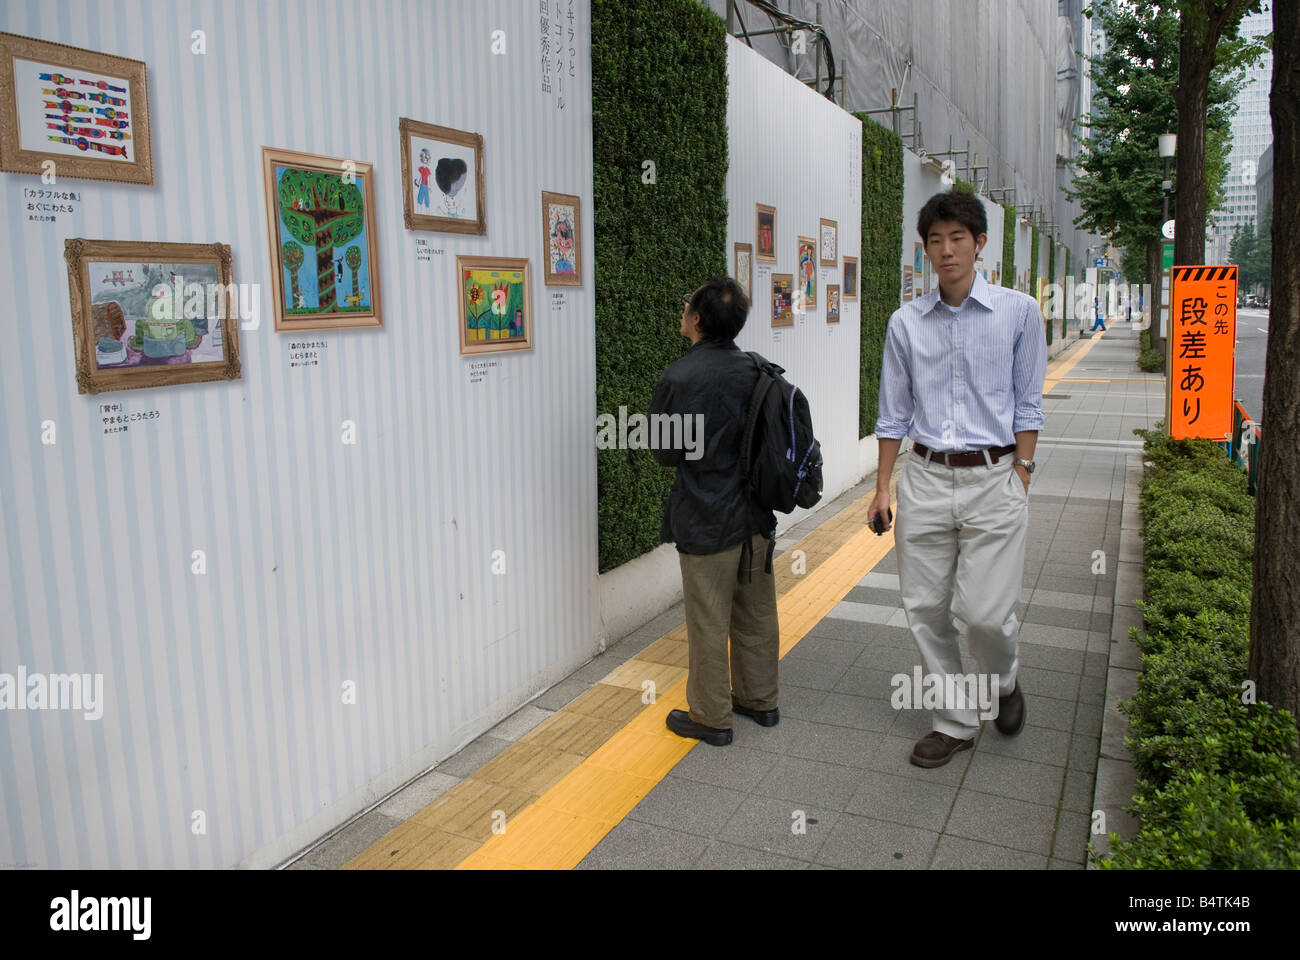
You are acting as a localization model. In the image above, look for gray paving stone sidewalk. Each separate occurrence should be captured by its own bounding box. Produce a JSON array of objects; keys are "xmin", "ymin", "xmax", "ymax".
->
[{"xmin": 578, "ymin": 327, "xmax": 1165, "ymax": 869}]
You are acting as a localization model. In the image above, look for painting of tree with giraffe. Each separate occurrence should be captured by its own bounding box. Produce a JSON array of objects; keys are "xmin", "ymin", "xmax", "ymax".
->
[{"xmin": 261, "ymin": 146, "xmax": 383, "ymax": 331}]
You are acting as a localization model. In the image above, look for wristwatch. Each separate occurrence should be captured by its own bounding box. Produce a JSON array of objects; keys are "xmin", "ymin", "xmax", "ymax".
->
[{"xmin": 1014, "ymin": 458, "xmax": 1036, "ymax": 474}]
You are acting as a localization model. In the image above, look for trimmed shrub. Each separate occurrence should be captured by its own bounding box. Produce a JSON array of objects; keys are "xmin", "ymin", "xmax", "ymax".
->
[
  {"xmin": 854, "ymin": 114, "xmax": 903, "ymax": 440},
  {"xmin": 1098, "ymin": 427, "xmax": 1300, "ymax": 869},
  {"xmin": 592, "ymin": 0, "xmax": 728, "ymax": 572}
]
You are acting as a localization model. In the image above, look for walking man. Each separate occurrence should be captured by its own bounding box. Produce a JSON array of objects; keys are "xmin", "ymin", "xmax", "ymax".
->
[
  {"xmin": 870, "ymin": 190, "xmax": 1047, "ymax": 767},
  {"xmin": 650, "ymin": 276, "xmax": 781, "ymax": 747},
  {"xmin": 1091, "ymin": 296, "xmax": 1107, "ymax": 332}
]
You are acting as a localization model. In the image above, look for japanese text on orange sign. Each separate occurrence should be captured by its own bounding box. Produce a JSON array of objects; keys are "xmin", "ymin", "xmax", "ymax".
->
[{"xmin": 1169, "ymin": 265, "xmax": 1237, "ymax": 440}]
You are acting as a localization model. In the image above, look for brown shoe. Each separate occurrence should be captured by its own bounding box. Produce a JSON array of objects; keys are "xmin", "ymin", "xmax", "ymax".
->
[
  {"xmin": 909, "ymin": 731, "xmax": 974, "ymax": 768},
  {"xmin": 994, "ymin": 681, "xmax": 1026, "ymax": 736}
]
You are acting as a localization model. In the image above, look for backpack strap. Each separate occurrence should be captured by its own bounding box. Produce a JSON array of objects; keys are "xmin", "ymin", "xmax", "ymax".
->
[{"xmin": 740, "ymin": 353, "xmax": 773, "ymax": 478}]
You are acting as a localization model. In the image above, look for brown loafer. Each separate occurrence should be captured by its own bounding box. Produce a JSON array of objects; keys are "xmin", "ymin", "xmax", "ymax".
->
[
  {"xmin": 994, "ymin": 681, "xmax": 1026, "ymax": 736},
  {"xmin": 909, "ymin": 731, "xmax": 974, "ymax": 768}
]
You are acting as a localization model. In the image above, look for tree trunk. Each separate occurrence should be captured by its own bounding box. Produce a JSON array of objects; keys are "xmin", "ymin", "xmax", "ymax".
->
[
  {"xmin": 1173, "ymin": 18, "xmax": 1213, "ymax": 269},
  {"xmin": 1147, "ymin": 238, "xmax": 1164, "ymax": 358},
  {"xmin": 1248, "ymin": 0, "xmax": 1300, "ymax": 756},
  {"xmin": 315, "ymin": 229, "xmax": 336, "ymax": 312}
]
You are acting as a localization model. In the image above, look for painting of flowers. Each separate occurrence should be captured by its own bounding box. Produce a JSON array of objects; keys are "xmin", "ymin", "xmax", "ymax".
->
[{"xmin": 457, "ymin": 255, "xmax": 532, "ymax": 354}]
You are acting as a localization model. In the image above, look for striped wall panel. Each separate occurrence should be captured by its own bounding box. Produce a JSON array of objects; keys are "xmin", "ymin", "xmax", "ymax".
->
[
  {"xmin": 725, "ymin": 37, "xmax": 863, "ymax": 511},
  {"xmin": 0, "ymin": 0, "xmax": 596, "ymax": 868}
]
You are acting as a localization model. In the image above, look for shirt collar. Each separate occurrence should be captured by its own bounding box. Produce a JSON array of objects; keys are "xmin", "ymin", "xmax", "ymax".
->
[{"xmin": 927, "ymin": 271, "xmax": 994, "ymax": 314}]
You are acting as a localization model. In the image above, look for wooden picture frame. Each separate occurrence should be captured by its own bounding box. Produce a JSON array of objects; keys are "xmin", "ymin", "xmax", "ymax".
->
[
  {"xmin": 842, "ymin": 256, "xmax": 859, "ymax": 301},
  {"xmin": 819, "ymin": 218, "xmax": 838, "ymax": 267},
  {"xmin": 262, "ymin": 146, "xmax": 382, "ymax": 332},
  {"xmin": 399, "ymin": 117, "xmax": 486, "ymax": 235},
  {"xmin": 755, "ymin": 203, "xmax": 776, "ymax": 262},
  {"xmin": 733, "ymin": 242, "xmax": 753, "ymax": 300},
  {"xmin": 541, "ymin": 190, "xmax": 581, "ymax": 285},
  {"xmin": 64, "ymin": 238, "xmax": 241, "ymax": 395},
  {"xmin": 771, "ymin": 273, "xmax": 794, "ymax": 327},
  {"xmin": 457, "ymin": 255, "xmax": 532, "ymax": 355},
  {"xmin": 0, "ymin": 32, "xmax": 153, "ymax": 185},
  {"xmin": 826, "ymin": 284, "xmax": 840, "ymax": 323},
  {"xmin": 796, "ymin": 235, "xmax": 817, "ymax": 310}
]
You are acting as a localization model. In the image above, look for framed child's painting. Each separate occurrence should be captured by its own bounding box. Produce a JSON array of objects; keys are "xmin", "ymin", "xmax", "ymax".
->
[
  {"xmin": 796, "ymin": 236, "xmax": 817, "ymax": 310},
  {"xmin": 819, "ymin": 218, "xmax": 838, "ymax": 267},
  {"xmin": 457, "ymin": 256, "xmax": 532, "ymax": 355},
  {"xmin": 771, "ymin": 273, "xmax": 794, "ymax": 327},
  {"xmin": 826, "ymin": 284, "xmax": 840, "ymax": 323},
  {"xmin": 733, "ymin": 242, "xmax": 752, "ymax": 300},
  {"xmin": 64, "ymin": 238, "xmax": 241, "ymax": 395},
  {"xmin": 755, "ymin": 203, "xmax": 776, "ymax": 262},
  {"xmin": 842, "ymin": 256, "xmax": 859, "ymax": 301},
  {"xmin": 541, "ymin": 190, "xmax": 581, "ymax": 285},
  {"xmin": 399, "ymin": 117, "xmax": 485, "ymax": 235},
  {"xmin": 0, "ymin": 32, "xmax": 153, "ymax": 185},
  {"xmin": 262, "ymin": 146, "xmax": 382, "ymax": 332}
]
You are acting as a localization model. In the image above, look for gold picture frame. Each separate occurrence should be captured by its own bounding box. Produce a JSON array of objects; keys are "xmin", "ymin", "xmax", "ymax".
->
[
  {"xmin": 399, "ymin": 117, "xmax": 486, "ymax": 235},
  {"xmin": 262, "ymin": 146, "xmax": 382, "ymax": 332},
  {"xmin": 733, "ymin": 242, "xmax": 753, "ymax": 300},
  {"xmin": 457, "ymin": 255, "xmax": 533, "ymax": 355},
  {"xmin": 771, "ymin": 273, "xmax": 794, "ymax": 327},
  {"xmin": 842, "ymin": 256, "xmax": 859, "ymax": 301},
  {"xmin": 541, "ymin": 190, "xmax": 581, "ymax": 285},
  {"xmin": 796, "ymin": 235, "xmax": 817, "ymax": 310},
  {"xmin": 64, "ymin": 238, "xmax": 241, "ymax": 395},
  {"xmin": 826, "ymin": 284, "xmax": 840, "ymax": 323},
  {"xmin": 0, "ymin": 31, "xmax": 153, "ymax": 184},
  {"xmin": 755, "ymin": 203, "xmax": 777, "ymax": 262},
  {"xmin": 819, "ymin": 218, "xmax": 838, "ymax": 267}
]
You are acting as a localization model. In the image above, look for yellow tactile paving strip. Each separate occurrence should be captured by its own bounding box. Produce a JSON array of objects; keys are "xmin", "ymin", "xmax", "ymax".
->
[{"xmin": 345, "ymin": 336, "xmax": 1089, "ymax": 871}]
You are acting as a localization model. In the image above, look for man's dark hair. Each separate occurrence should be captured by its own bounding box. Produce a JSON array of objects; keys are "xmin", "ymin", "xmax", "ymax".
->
[
  {"xmin": 917, "ymin": 190, "xmax": 987, "ymax": 242},
  {"xmin": 689, "ymin": 276, "xmax": 750, "ymax": 341}
]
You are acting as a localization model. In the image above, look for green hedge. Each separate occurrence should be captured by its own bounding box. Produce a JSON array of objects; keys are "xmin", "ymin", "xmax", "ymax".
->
[
  {"xmin": 1095, "ymin": 428, "xmax": 1300, "ymax": 869},
  {"xmin": 1138, "ymin": 328, "xmax": 1165, "ymax": 372},
  {"xmin": 592, "ymin": 0, "xmax": 728, "ymax": 572},
  {"xmin": 855, "ymin": 114, "xmax": 904, "ymax": 439},
  {"xmin": 1032, "ymin": 226, "xmax": 1047, "ymax": 344},
  {"xmin": 1002, "ymin": 205, "xmax": 1016, "ymax": 288},
  {"xmin": 1064, "ymin": 247, "xmax": 1071, "ymax": 338}
]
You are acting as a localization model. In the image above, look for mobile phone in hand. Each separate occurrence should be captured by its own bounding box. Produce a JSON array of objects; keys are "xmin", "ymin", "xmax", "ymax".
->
[{"xmin": 871, "ymin": 507, "xmax": 893, "ymax": 535}]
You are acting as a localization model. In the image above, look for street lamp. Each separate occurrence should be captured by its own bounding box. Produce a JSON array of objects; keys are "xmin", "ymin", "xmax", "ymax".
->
[{"xmin": 1159, "ymin": 133, "xmax": 1176, "ymax": 224}]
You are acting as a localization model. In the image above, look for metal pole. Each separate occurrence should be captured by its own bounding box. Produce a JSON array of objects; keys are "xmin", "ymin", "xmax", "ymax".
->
[
  {"xmin": 727, "ymin": 0, "xmax": 735, "ymax": 34},
  {"xmin": 814, "ymin": 2, "xmax": 821, "ymax": 92}
]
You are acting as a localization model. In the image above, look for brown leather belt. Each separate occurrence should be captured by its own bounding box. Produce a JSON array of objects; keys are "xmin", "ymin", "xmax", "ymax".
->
[{"xmin": 913, "ymin": 441, "xmax": 1016, "ymax": 467}]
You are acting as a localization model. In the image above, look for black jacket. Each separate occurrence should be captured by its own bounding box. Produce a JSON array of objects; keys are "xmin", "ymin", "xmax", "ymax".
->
[{"xmin": 649, "ymin": 338, "xmax": 776, "ymax": 555}]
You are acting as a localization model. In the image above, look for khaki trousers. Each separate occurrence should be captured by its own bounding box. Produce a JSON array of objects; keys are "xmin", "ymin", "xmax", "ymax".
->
[
  {"xmin": 895, "ymin": 451, "xmax": 1027, "ymax": 739},
  {"xmin": 678, "ymin": 533, "xmax": 780, "ymax": 729}
]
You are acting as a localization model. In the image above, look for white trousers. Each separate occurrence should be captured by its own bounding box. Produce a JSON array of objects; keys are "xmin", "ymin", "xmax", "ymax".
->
[{"xmin": 894, "ymin": 450, "xmax": 1027, "ymax": 739}]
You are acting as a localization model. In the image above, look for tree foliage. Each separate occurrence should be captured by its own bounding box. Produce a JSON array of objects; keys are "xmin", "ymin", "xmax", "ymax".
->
[
  {"xmin": 1065, "ymin": 2, "xmax": 1243, "ymax": 259},
  {"xmin": 1228, "ymin": 202, "xmax": 1272, "ymax": 289}
]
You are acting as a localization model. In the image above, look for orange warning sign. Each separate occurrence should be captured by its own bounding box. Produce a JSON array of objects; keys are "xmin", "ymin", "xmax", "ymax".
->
[{"xmin": 1167, "ymin": 265, "xmax": 1237, "ymax": 440}]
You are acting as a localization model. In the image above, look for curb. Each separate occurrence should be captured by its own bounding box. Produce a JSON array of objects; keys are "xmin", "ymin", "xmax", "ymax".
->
[{"xmin": 1087, "ymin": 450, "xmax": 1146, "ymax": 866}]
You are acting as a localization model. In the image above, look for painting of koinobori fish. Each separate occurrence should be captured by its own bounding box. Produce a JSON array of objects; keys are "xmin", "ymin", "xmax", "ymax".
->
[
  {"xmin": 65, "ymin": 238, "xmax": 241, "ymax": 394},
  {"xmin": 262, "ymin": 146, "xmax": 383, "ymax": 332},
  {"xmin": 0, "ymin": 31, "xmax": 154, "ymax": 184}
]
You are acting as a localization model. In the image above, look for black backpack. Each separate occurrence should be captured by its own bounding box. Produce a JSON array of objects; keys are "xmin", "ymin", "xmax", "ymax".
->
[{"xmin": 739, "ymin": 352, "xmax": 823, "ymax": 515}]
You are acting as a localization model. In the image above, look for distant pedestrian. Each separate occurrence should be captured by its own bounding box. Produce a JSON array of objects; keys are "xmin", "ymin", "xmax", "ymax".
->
[
  {"xmin": 1091, "ymin": 296, "xmax": 1107, "ymax": 332},
  {"xmin": 651, "ymin": 277, "xmax": 780, "ymax": 747}
]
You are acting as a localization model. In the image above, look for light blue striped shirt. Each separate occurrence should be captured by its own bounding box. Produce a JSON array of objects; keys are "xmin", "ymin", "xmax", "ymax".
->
[{"xmin": 875, "ymin": 272, "xmax": 1047, "ymax": 450}]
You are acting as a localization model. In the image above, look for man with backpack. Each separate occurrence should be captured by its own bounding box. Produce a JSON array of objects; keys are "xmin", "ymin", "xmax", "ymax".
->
[
  {"xmin": 870, "ymin": 190, "xmax": 1047, "ymax": 768},
  {"xmin": 649, "ymin": 276, "xmax": 801, "ymax": 746}
]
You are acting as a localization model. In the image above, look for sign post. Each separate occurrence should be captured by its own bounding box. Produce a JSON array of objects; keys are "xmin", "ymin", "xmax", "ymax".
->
[{"xmin": 1167, "ymin": 264, "xmax": 1238, "ymax": 440}]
